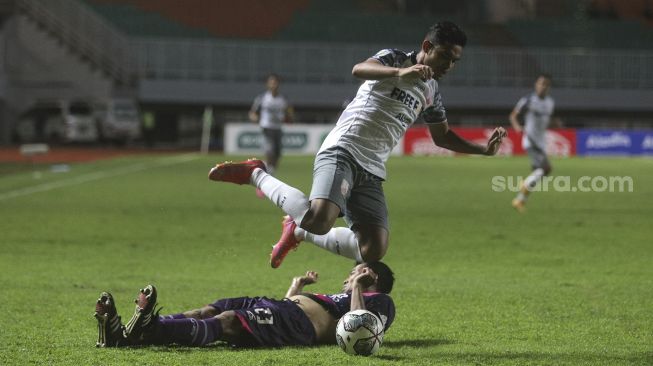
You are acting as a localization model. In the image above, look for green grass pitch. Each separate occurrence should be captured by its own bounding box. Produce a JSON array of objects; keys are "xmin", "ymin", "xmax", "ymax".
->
[{"xmin": 1, "ymin": 154, "xmax": 652, "ymax": 365}]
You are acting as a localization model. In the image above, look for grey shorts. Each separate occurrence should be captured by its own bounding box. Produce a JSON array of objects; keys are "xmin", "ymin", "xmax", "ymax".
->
[
  {"xmin": 526, "ymin": 146, "xmax": 551, "ymax": 170},
  {"xmin": 309, "ymin": 147, "xmax": 388, "ymax": 230},
  {"xmin": 262, "ymin": 128, "xmax": 282, "ymax": 158}
]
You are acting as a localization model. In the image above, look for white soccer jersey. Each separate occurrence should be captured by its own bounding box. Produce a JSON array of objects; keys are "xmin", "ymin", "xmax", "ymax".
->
[
  {"xmin": 515, "ymin": 93, "xmax": 555, "ymax": 151},
  {"xmin": 251, "ymin": 91, "xmax": 289, "ymax": 129},
  {"xmin": 319, "ymin": 49, "xmax": 445, "ymax": 179}
]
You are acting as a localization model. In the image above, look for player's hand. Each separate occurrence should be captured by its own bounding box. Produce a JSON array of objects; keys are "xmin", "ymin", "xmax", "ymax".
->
[
  {"xmin": 351, "ymin": 268, "xmax": 377, "ymax": 289},
  {"xmin": 398, "ymin": 64, "xmax": 433, "ymax": 81},
  {"xmin": 484, "ymin": 127, "xmax": 507, "ymax": 156},
  {"xmin": 294, "ymin": 271, "xmax": 318, "ymax": 286}
]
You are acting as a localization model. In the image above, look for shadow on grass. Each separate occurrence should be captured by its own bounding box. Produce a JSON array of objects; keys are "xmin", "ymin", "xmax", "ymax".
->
[
  {"xmin": 139, "ymin": 339, "xmax": 456, "ymax": 353},
  {"xmin": 383, "ymin": 338, "xmax": 455, "ymax": 349},
  {"xmin": 436, "ymin": 350, "xmax": 653, "ymax": 365}
]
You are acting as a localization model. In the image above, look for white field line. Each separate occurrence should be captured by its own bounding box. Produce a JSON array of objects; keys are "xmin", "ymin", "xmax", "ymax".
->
[{"xmin": 0, "ymin": 154, "xmax": 200, "ymax": 201}]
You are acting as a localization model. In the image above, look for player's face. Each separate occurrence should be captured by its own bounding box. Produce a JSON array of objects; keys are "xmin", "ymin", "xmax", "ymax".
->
[
  {"xmin": 535, "ymin": 76, "xmax": 551, "ymax": 97},
  {"xmin": 342, "ymin": 264, "xmax": 371, "ymax": 293},
  {"xmin": 423, "ymin": 42, "xmax": 463, "ymax": 80},
  {"xmin": 267, "ymin": 76, "xmax": 280, "ymax": 93}
]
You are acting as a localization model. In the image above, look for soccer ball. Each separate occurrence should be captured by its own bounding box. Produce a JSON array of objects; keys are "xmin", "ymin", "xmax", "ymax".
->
[{"xmin": 335, "ymin": 309, "xmax": 384, "ymax": 356}]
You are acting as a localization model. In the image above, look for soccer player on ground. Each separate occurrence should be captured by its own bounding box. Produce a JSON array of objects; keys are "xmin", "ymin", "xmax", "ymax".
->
[
  {"xmin": 209, "ymin": 21, "xmax": 506, "ymax": 268},
  {"xmin": 94, "ymin": 262, "xmax": 394, "ymax": 348},
  {"xmin": 249, "ymin": 73, "xmax": 294, "ymax": 176},
  {"xmin": 509, "ymin": 74, "xmax": 561, "ymax": 212}
]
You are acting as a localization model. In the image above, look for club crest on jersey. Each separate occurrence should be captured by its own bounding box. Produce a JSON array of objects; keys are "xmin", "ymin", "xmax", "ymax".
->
[{"xmin": 390, "ymin": 87, "xmax": 420, "ymax": 111}]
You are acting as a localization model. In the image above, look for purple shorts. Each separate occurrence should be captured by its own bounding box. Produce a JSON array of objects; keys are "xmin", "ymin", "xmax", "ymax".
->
[{"xmin": 209, "ymin": 296, "xmax": 316, "ymax": 348}]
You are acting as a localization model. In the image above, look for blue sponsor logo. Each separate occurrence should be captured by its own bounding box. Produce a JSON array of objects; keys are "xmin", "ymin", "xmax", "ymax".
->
[
  {"xmin": 577, "ymin": 130, "xmax": 653, "ymax": 155},
  {"xmin": 633, "ymin": 132, "xmax": 653, "ymax": 155}
]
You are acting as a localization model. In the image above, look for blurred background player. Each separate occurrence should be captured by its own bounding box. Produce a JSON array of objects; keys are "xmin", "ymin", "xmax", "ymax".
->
[
  {"xmin": 249, "ymin": 73, "xmax": 294, "ymax": 176},
  {"xmin": 509, "ymin": 74, "xmax": 561, "ymax": 212},
  {"xmin": 94, "ymin": 262, "xmax": 394, "ymax": 348},
  {"xmin": 209, "ymin": 22, "xmax": 506, "ymax": 268}
]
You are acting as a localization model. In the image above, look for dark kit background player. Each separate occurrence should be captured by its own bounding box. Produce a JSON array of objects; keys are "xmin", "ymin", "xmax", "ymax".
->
[{"xmin": 94, "ymin": 262, "xmax": 394, "ymax": 348}]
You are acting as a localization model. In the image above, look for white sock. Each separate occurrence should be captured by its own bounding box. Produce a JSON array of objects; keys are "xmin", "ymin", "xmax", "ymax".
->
[
  {"xmin": 516, "ymin": 191, "xmax": 528, "ymax": 202},
  {"xmin": 251, "ymin": 168, "xmax": 309, "ymax": 224},
  {"xmin": 516, "ymin": 168, "xmax": 545, "ymax": 202},
  {"xmin": 524, "ymin": 168, "xmax": 545, "ymax": 191},
  {"xmin": 296, "ymin": 227, "xmax": 363, "ymax": 262}
]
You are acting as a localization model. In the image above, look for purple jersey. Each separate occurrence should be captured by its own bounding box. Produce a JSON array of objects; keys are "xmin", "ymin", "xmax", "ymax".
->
[{"xmin": 304, "ymin": 292, "xmax": 395, "ymax": 331}]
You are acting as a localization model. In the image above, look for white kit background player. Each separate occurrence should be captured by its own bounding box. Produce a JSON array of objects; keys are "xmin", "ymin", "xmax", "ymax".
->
[
  {"xmin": 249, "ymin": 73, "xmax": 294, "ymax": 176},
  {"xmin": 509, "ymin": 73, "xmax": 561, "ymax": 213},
  {"xmin": 210, "ymin": 21, "xmax": 507, "ymax": 268}
]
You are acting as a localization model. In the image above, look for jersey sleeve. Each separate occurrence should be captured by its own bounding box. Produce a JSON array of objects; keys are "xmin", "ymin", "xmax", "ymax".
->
[
  {"xmin": 250, "ymin": 94, "xmax": 263, "ymax": 113},
  {"xmin": 421, "ymin": 92, "xmax": 447, "ymax": 124},
  {"xmin": 364, "ymin": 294, "xmax": 395, "ymax": 331},
  {"xmin": 514, "ymin": 96, "xmax": 528, "ymax": 113},
  {"xmin": 371, "ymin": 49, "xmax": 409, "ymax": 68}
]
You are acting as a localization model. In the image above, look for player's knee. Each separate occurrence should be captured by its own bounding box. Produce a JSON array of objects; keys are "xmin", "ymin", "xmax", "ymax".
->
[
  {"xmin": 182, "ymin": 309, "xmax": 202, "ymax": 319},
  {"xmin": 358, "ymin": 238, "xmax": 388, "ymax": 262},
  {"xmin": 183, "ymin": 305, "xmax": 218, "ymax": 319},
  {"xmin": 302, "ymin": 209, "xmax": 337, "ymax": 234},
  {"xmin": 216, "ymin": 311, "xmax": 246, "ymax": 342}
]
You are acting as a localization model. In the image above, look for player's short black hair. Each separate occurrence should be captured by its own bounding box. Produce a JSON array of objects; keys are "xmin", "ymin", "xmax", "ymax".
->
[
  {"xmin": 365, "ymin": 261, "xmax": 395, "ymax": 294},
  {"xmin": 537, "ymin": 73, "xmax": 552, "ymax": 81},
  {"xmin": 425, "ymin": 21, "xmax": 467, "ymax": 47}
]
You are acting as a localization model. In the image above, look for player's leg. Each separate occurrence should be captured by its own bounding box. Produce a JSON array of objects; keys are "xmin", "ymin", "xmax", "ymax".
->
[
  {"xmin": 298, "ymin": 223, "xmax": 389, "ymax": 262},
  {"xmin": 340, "ymin": 169, "xmax": 390, "ymax": 262},
  {"xmin": 270, "ymin": 148, "xmax": 360, "ymax": 267},
  {"xmin": 209, "ymin": 159, "xmax": 313, "ymax": 224},
  {"xmin": 513, "ymin": 148, "xmax": 550, "ymax": 211},
  {"xmin": 262, "ymin": 128, "xmax": 281, "ymax": 175},
  {"xmin": 143, "ymin": 314, "xmax": 229, "ymax": 346},
  {"xmin": 256, "ymin": 128, "xmax": 282, "ymax": 198},
  {"xmin": 121, "ymin": 285, "xmax": 230, "ymax": 347},
  {"xmin": 290, "ymin": 153, "xmax": 390, "ymax": 263},
  {"xmin": 94, "ymin": 291, "xmax": 129, "ymax": 347},
  {"xmin": 181, "ymin": 297, "xmax": 263, "ymax": 319},
  {"xmin": 352, "ymin": 223, "xmax": 389, "ymax": 262},
  {"xmin": 213, "ymin": 311, "xmax": 257, "ymax": 346},
  {"xmin": 145, "ymin": 300, "xmax": 314, "ymax": 347}
]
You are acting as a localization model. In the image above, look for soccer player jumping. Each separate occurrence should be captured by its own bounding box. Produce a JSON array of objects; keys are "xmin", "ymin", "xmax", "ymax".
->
[{"xmin": 209, "ymin": 21, "xmax": 506, "ymax": 268}]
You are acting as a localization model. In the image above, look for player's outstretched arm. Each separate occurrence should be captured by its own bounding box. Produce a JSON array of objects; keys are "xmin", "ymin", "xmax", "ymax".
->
[
  {"xmin": 429, "ymin": 121, "xmax": 507, "ymax": 156},
  {"xmin": 285, "ymin": 271, "xmax": 318, "ymax": 298},
  {"xmin": 509, "ymin": 106, "xmax": 523, "ymax": 133},
  {"xmin": 352, "ymin": 59, "xmax": 433, "ymax": 81}
]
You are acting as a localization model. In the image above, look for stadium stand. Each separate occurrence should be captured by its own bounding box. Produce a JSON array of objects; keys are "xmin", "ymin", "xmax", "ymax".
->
[
  {"xmin": 86, "ymin": 0, "xmax": 309, "ymax": 39},
  {"xmin": 588, "ymin": 0, "xmax": 653, "ymax": 26},
  {"xmin": 86, "ymin": 0, "xmax": 519, "ymax": 47},
  {"xmin": 84, "ymin": 1, "xmax": 213, "ymax": 38},
  {"xmin": 2, "ymin": 0, "xmax": 652, "ymax": 146},
  {"xmin": 506, "ymin": 18, "xmax": 653, "ymax": 49}
]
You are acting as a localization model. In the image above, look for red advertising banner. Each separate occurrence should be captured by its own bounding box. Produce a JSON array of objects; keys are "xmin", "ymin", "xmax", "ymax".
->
[{"xmin": 403, "ymin": 127, "xmax": 576, "ymax": 156}]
